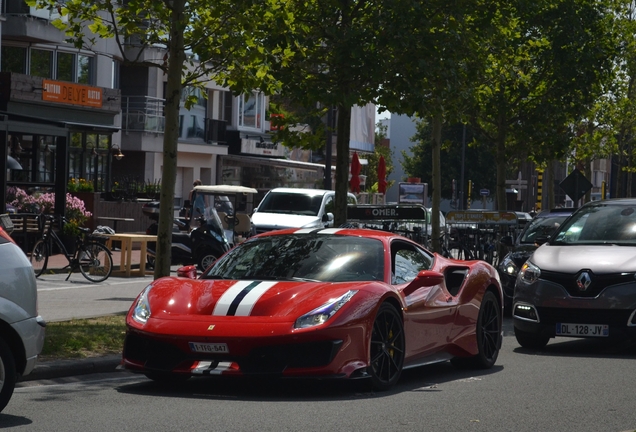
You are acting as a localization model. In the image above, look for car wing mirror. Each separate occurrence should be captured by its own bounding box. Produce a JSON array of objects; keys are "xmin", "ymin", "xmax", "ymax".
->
[
  {"xmin": 535, "ymin": 235, "xmax": 549, "ymax": 245},
  {"xmin": 403, "ymin": 270, "xmax": 445, "ymax": 296},
  {"xmin": 322, "ymin": 212, "xmax": 334, "ymax": 223},
  {"xmin": 177, "ymin": 265, "xmax": 198, "ymax": 279}
]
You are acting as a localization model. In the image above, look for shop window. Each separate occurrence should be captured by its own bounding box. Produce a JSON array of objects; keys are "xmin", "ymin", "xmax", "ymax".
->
[
  {"xmin": 57, "ymin": 52, "xmax": 75, "ymax": 82},
  {"xmin": 36, "ymin": 137, "xmax": 55, "ymax": 183},
  {"xmin": 67, "ymin": 132, "xmax": 111, "ymax": 192},
  {"xmin": 1, "ymin": 46, "xmax": 27, "ymax": 74},
  {"xmin": 30, "ymin": 49, "xmax": 53, "ymax": 78}
]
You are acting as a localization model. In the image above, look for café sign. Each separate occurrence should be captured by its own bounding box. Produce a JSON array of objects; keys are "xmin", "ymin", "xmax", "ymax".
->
[{"xmin": 42, "ymin": 79, "xmax": 103, "ymax": 108}]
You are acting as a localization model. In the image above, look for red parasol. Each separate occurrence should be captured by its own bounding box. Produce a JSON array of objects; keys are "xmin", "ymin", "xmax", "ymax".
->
[
  {"xmin": 349, "ymin": 152, "xmax": 361, "ymax": 193},
  {"xmin": 378, "ymin": 155, "xmax": 387, "ymax": 194}
]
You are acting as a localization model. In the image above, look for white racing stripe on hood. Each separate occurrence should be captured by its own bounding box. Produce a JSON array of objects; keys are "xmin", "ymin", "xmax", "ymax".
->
[
  {"xmin": 294, "ymin": 228, "xmax": 343, "ymax": 234},
  {"xmin": 234, "ymin": 281, "xmax": 278, "ymax": 316},
  {"xmin": 212, "ymin": 280, "xmax": 278, "ymax": 316}
]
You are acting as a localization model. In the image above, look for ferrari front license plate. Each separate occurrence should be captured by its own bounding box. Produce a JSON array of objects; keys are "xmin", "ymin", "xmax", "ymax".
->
[
  {"xmin": 189, "ymin": 342, "xmax": 229, "ymax": 353},
  {"xmin": 556, "ymin": 323, "xmax": 609, "ymax": 337}
]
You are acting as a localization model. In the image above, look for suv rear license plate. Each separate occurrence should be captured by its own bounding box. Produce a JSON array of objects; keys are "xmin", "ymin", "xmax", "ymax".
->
[
  {"xmin": 189, "ymin": 342, "xmax": 229, "ymax": 353},
  {"xmin": 556, "ymin": 323, "xmax": 609, "ymax": 337}
]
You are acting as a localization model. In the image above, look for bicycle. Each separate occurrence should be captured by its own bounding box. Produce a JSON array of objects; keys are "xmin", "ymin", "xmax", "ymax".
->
[{"xmin": 29, "ymin": 214, "xmax": 113, "ymax": 282}]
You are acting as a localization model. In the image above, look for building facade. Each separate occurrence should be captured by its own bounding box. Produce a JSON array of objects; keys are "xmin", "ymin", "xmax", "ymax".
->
[{"xmin": 1, "ymin": 5, "xmax": 375, "ymax": 214}]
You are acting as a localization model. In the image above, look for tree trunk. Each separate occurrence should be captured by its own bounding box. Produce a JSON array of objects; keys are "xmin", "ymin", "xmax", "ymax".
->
[
  {"xmin": 334, "ymin": 103, "xmax": 352, "ymax": 227},
  {"xmin": 430, "ymin": 111, "xmax": 442, "ymax": 253},
  {"xmin": 154, "ymin": 0, "xmax": 187, "ymax": 279}
]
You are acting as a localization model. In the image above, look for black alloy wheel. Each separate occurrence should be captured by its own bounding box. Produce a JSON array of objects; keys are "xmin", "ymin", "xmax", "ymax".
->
[
  {"xmin": 369, "ymin": 303, "xmax": 405, "ymax": 391},
  {"xmin": 452, "ymin": 290, "xmax": 502, "ymax": 369}
]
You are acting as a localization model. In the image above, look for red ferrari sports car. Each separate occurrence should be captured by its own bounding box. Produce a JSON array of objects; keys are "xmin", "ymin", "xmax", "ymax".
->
[{"xmin": 123, "ymin": 227, "xmax": 503, "ymax": 390}]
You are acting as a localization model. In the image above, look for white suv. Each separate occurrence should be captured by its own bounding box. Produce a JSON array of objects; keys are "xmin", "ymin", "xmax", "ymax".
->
[
  {"xmin": 0, "ymin": 222, "xmax": 45, "ymax": 412},
  {"xmin": 251, "ymin": 188, "xmax": 358, "ymax": 234}
]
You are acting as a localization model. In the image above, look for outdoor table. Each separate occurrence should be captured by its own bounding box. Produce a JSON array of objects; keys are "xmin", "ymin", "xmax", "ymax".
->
[
  {"xmin": 105, "ymin": 233, "xmax": 156, "ymax": 277},
  {"xmin": 97, "ymin": 216, "xmax": 135, "ymax": 232}
]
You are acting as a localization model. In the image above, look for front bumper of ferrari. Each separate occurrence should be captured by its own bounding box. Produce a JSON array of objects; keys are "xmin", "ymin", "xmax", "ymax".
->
[{"xmin": 122, "ymin": 320, "xmax": 368, "ymax": 379}]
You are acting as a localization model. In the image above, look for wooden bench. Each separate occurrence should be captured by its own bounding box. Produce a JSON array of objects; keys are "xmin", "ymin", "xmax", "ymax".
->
[{"xmin": 8, "ymin": 214, "xmax": 52, "ymax": 253}]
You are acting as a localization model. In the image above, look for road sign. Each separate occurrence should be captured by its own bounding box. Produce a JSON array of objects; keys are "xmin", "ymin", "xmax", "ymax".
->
[
  {"xmin": 560, "ymin": 169, "xmax": 593, "ymax": 203},
  {"xmin": 480, "ymin": 188, "xmax": 490, "ymax": 196}
]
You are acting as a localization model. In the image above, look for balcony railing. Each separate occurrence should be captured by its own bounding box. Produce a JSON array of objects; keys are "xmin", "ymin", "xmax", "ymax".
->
[
  {"xmin": 121, "ymin": 96, "xmax": 166, "ymax": 134},
  {"xmin": 121, "ymin": 96, "xmax": 227, "ymax": 144}
]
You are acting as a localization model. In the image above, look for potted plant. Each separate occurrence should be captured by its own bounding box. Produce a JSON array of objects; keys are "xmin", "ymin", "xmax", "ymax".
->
[{"xmin": 63, "ymin": 195, "xmax": 91, "ymax": 233}]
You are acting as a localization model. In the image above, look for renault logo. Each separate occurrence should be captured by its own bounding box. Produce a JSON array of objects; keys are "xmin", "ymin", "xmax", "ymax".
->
[{"xmin": 576, "ymin": 272, "xmax": 592, "ymax": 291}]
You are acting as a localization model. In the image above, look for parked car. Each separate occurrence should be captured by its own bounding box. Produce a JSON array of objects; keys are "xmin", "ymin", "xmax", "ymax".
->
[
  {"xmin": 122, "ymin": 227, "xmax": 503, "ymax": 390},
  {"xmin": 513, "ymin": 199, "xmax": 636, "ymax": 349},
  {"xmin": 498, "ymin": 208, "xmax": 573, "ymax": 313},
  {"xmin": 0, "ymin": 224, "xmax": 45, "ymax": 412},
  {"xmin": 251, "ymin": 188, "xmax": 358, "ymax": 234}
]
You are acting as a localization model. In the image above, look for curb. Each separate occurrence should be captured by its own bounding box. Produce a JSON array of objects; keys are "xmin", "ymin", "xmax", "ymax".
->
[{"xmin": 21, "ymin": 354, "xmax": 123, "ymax": 382}]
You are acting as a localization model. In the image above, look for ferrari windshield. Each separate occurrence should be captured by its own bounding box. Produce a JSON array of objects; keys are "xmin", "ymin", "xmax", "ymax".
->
[
  {"xmin": 551, "ymin": 203, "xmax": 636, "ymax": 245},
  {"xmin": 204, "ymin": 234, "xmax": 385, "ymax": 282}
]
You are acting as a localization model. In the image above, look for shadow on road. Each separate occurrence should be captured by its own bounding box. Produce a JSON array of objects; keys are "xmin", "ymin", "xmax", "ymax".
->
[{"xmin": 115, "ymin": 361, "xmax": 504, "ymax": 402}]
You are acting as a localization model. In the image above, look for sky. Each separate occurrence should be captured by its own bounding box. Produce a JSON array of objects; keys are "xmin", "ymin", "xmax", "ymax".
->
[{"xmin": 376, "ymin": 109, "xmax": 390, "ymax": 124}]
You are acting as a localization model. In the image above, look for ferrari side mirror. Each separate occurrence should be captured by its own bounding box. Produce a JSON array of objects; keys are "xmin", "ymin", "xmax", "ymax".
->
[{"xmin": 177, "ymin": 265, "xmax": 198, "ymax": 279}]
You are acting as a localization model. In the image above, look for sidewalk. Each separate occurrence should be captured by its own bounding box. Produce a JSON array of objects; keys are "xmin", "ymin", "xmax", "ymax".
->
[
  {"xmin": 23, "ymin": 355, "xmax": 124, "ymax": 382},
  {"xmin": 45, "ymin": 248, "xmax": 146, "ymax": 273}
]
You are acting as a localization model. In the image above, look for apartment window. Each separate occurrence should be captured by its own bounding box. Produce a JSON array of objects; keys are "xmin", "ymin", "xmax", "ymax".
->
[
  {"xmin": 30, "ymin": 49, "xmax": 53, "ymax": 78},
  {"xmin": 78, "ymin": 54, "xmax": 94, "ymax": 84},
  {"xmin": 1, "ymin": 46, "xmax": 27, "ymax": 73},
  {"xmin": 57, "ymin": 52, "xmax": 75, "ymax": 82},
  {"xmin": 238, "ymin": 92, "xmax": 263, "ymax": 129}
]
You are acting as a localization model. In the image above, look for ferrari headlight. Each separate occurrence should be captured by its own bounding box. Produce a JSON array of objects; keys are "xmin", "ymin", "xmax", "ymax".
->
[
  {"xmin": 499, "ymin": 255, "xmax": 519, "ymax": 277},
  {"xmin": 517, "ymin": 261, "xmax": 541, "ymax": 285},
  {"xmin": 132, "ymin": 285, "xmax": 152, "ymax": 324},
  {"xmin": 294, "ymin": 290, "xmax": 357, "ymax": 329}
]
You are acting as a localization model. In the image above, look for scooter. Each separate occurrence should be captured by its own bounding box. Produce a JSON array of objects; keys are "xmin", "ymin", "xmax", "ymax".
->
[{"xmin": 142, "ymin": 201, "xmax": 230, "ymax": 271}]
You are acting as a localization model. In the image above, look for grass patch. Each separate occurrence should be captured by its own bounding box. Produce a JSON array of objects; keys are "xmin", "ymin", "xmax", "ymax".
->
[{"xmin": 40, "ymin": 314, "xmax": 127, "ymax": 361}]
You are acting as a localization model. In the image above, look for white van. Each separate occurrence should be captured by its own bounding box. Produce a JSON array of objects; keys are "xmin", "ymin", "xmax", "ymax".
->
[{"xmin": 252, "ymin": 188, "xmax": 358, "ymax": 234}]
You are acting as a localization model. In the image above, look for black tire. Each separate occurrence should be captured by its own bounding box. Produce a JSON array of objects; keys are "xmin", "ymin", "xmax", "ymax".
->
[
  {"xmin": 514, "ymin": 327, "xmax": 550, "ymax": 350},
  {"xmin": 196, "ymin": 248, "xmax": 218, "ymax": 271},
  {"xmin": 78, "ymin": 242, "xmax": 113, "ymax": 283},
  {"xmin": 0, "ymin": 337, "xmax": 17, "ymax": 413},
  {"xmin": 30, "ymin": 239, "xmax": 49, "ymax": 277},
  {"xmin": 451, "ymin": 290, "xmax": 502, "ymax": 369},
  {"xmin": 369, "ymin": 303, "xmax": 405, "ymax": 391}
]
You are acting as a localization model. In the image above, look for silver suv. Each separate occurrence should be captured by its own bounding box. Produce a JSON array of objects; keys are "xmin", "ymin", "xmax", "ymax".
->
[{"xmin": 0, "ymin": 221, "xmax": 45, "ymax": 412}]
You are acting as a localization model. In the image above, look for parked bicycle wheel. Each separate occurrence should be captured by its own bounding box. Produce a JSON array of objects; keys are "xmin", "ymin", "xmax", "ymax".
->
[
  {"xmin": 78, "ymin": 242, "xmax": 113, "ymax": 282},
  {"xmin": 29, "ymin": 240, "xmax": 49, "ymax": 277}
]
